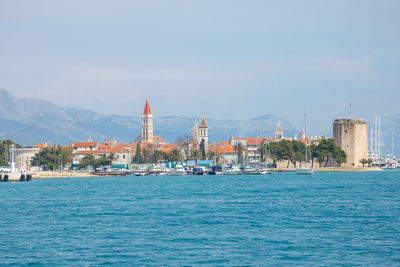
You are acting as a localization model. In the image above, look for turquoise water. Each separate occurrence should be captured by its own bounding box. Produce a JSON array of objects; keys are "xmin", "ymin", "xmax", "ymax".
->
[{"xmin": 1, "ymin": 171, "xmax": 400, "ymax": 266}]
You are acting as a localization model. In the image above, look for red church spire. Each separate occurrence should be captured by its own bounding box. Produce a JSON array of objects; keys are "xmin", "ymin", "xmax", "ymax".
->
[{"xmin": 143, "ymin": 99, "xmax": 152, "ymax": 115}]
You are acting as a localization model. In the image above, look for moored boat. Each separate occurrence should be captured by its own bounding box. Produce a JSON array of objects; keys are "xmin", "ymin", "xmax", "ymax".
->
[{"xmin": 171, "ymin": 165, "xmax": 187, "ymax": 176}]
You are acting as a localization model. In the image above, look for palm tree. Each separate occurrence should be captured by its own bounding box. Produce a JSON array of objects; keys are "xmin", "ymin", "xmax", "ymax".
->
[
  {"xmin": 108, "ymin": 152, "xmax": 117, "ymax": 167},
  {"xmin": 235, "ymin": 143, "xmax": 244, "ymax": 165},
  {"xmin": 258, "ymin": 140, "xmax": 267, "ymax": 166}
]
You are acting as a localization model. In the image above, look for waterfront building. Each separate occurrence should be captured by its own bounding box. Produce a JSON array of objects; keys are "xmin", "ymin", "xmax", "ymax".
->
[
  {"xmin": 15, "ymin": 146, "xmax": 41, "ymax": 172},
  {"xmin": 70, "ymin": 140, "xmax": 98, "ymax": 152},
  {"xmin": 209, "ymin": 141, "xmax": 236, "ymax": 164},
  {"xmin": 333, "ymin": 118, "xmax": 368, "ymax": 167}
]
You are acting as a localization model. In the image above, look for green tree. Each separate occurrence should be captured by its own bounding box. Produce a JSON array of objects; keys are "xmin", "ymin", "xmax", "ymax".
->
[
  {"xmin": 367, "ymin": 158, "xmax": 373, "ymax": 167},
  {"xmin": 31, "ymin": 146, "xmax": 72, "ymax": 170},
  {"xmin": 170, "ymin": 149, "xmax": 183, "ymax": 162},
  {"xmin": 142, "ymin": 149, "xmax": 151, "ymax": 163},
  {"xmin": 258, "ymin": 140, "xmax": 268, "ymax": 165},
  {"xmin": 316, "ymin": 139, "xmax": 347, "ymax": 167},
  {"xmin": 309, "ymin": 144, "xmax": 317, "ymax": 167},
  {"xmin": 191, "ymin": 149, "xmax": 199, "ymax": 165},
  {"xmin": 108, "ymin": 152, "xmax": 117, "ymax": 166},
  {"xmin": 132, "ymin": 143, "xmax": 143, "ymax": 164},
  {"xmin": 0, "ymin": 139, "xmax": 21, "ymax": 166},
  {"xmin": 360, "ymin": 158, "xmax": 368, "ymax": 167},
  {"xmin": 79, "ymin": 154, "xmax": 97, "ymax": 168},
  {"xmin": 199, "ymin": 139, "xmax": 207, "ymax": 160},
  {"xmin": 152, "ymin": 150, "xmax": 164, "ymax": 163}
]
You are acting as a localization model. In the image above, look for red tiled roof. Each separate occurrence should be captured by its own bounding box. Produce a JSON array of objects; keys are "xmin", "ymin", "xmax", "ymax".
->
[
  {"xmin": 209, "ymin": 142, "xmax": 235, "ymax": 154},
  {"xmin": 199, "ymin": 116, "xmax": 207, "ymax": 128},
  {"xmin": 143, "ymin": 99, "xmax": 152, "ymax": 115},
  {"xmin": 71, "ymin": 142, "xmax": 98, "ymax": 148},
  {"xmin": 76, "ymin": 150, "xmax": 98, "ymax": 155},
  {"xmin": 33, "ymin": 143, "xmax": 46, "ymax": 149}
]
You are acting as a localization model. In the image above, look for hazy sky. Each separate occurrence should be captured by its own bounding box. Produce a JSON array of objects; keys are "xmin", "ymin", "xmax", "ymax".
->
[{"xmin": 0, "ymin": 0, "xmax": 399, "ymax": 135}]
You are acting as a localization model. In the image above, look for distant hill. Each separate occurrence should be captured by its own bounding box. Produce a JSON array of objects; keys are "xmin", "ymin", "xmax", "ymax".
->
[{"xmin": 0, "ymin": 88, "xmax": 298, "ymax": 146}]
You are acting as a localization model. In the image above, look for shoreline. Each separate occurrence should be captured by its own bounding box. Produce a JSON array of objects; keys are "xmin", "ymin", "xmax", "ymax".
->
[{"xmin": 30, "ymin": 167, "xmax": 386, "ymax": 179}]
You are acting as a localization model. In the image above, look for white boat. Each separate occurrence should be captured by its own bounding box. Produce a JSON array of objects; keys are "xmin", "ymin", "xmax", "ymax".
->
[
  {"xmin": 259, "ymin": 168, "xmax": 272, "ymax": 175},
  {"xmin": 193, "ymin": 166, "xmax": 207, "ymax": 175},
  {"xmin": 223, "ymin": 165, "xmax": 241, "ymax": 175},
  {"xmin": 295, "ymin": 167, "xmax": 313, "ymax": 175},
  {"xmin": 171, "ymin": 165, "xmax": 187, "ymax": 176}
]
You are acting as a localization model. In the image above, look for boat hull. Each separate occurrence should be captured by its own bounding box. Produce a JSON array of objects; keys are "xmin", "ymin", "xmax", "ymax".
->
[{"xmin": 295, "ymin": 168, "xmax": 313, "ymax": 175}]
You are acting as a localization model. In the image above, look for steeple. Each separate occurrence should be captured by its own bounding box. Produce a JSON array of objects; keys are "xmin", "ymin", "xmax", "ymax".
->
[
  {"xmin": 143, "ymin": 99, "xmax": 152, "ymax": 115},
  {"xmin": 300, "ymin": 128, "xmax": 307, "ymax": 144},
  {"xmin": 193, "ymin": 122, "xmax": 199, "ymax": 145},
  {"xmin": 199, "ymin": 116, "xmax": 207, "ymax": 128},
  {"xmin": 141, "ymin": 99, "xmax": 153, "ymax": 143},
  {"xmin": 193, "ymin": 122, "xmax": 199, "ymax": 136},
  {"xmin": 198, "ymin": 116, "xmax": 208, "ymax": 148},
  {"xmin": 275, "ymin": 120, "xmax": 283, "ymax": 141}
]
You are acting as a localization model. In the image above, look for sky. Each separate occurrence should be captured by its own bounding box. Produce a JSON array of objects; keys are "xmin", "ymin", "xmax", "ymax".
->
[{"xmin": 0, "ymin": 0, "xmax": 399, "ymax": 136}]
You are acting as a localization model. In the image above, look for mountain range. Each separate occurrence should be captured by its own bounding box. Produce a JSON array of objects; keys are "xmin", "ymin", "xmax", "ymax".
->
[
  {"xmin": 0, "ymin": 88, "xmax": 298, "ymax": 146},
  {"xmin": 0, "ymin": 88, "xmax": 399, "ymax": 156}
]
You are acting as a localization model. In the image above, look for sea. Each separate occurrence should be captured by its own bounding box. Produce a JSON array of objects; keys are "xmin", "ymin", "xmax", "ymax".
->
[{"xmin": 1, "ymin": 171, "xmax": 400, "ymax": 266}]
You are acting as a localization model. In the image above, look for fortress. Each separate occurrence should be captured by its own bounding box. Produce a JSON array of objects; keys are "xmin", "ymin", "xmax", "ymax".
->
[{"xmin": 333, "ymin": 119, "xmax": 368, "ymax": 168}]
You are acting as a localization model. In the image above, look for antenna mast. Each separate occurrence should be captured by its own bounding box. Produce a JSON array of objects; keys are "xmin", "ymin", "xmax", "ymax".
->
[{"xmin": 349, "ymin": 100, "xmax": 352, "ymax": 119}]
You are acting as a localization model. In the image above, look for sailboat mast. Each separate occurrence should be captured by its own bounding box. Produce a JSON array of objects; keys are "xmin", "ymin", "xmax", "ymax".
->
[
  {"xmin": 304, "ymin": 111, "xmax": 308, "ymax": 163},
  {"xmin": 392, "ymin": 130, "xmax": 394, "ymax": 155}
]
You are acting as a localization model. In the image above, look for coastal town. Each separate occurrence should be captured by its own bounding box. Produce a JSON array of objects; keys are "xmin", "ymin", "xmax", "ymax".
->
[{"xmin": 1, "ymin": 99, "xmax": 390, "ymax": 179}]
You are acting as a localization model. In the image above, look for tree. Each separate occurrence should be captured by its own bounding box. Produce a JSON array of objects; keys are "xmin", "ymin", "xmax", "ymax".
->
[
  {"xmin": 79, "ymin": 154, "xmax": 97, "ymax": 168},
  {"xmin": 31, "ymin": 146, "xmax": 73, "ymax": 170},
  {"xmin": 176, "ymin": 135, "xmax": 193, "ymax": 161},
  {"xmin": 191, "ymin": 149, "xmax": 199, "ymax": 165},
  {"xmin": 0, "ymin": 139, "xmax": 21, "ymax": 166},
  {"xmin": 360, "ymin": 158, "xmax": 368, "ymax": 167},
  {"xmin": 142, "ymin": 149, "xmax": 151, "ymax": 163},
  {"xmin": 199, "ymin": 139, "xmax": 207, "ymax": 160},
  {"xmin": 132, "ymin": 143, "xmax": 143, "ymax": 164},
  {"xmin": 152, "ymin": 150, "xmax": 164, "ymax": 163},
  {"xmin": 235, "ymin": 143, "xmax": 245, "ymax": 165},
  {"xmin": 315, "ymin": 139, "xmax": 347, "ymax": 167},
  {"xmin": 108, "ymin": 152, "xmax": 117, "ymax": 166},
  {"xmin": 290, "ymin": 140, "xmax": 306, "ymax": 167},
  {"xmin": 367, "ymin": 158, "xmax": 373, "ymax": 167},
  {"xmin": 309, "ymin": 144, "xmax": 318, "ymax": 167},
  {"xmin": 258, "ymin": 140, "xmax": 268, "ymax": 165}
]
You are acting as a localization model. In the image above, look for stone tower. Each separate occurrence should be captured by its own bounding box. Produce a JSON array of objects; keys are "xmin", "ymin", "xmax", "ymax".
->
[
  {"xmin": 192, "ymin": 122, "xmax": 199, "ymax": 146},
  {"xmin": 141, "ymin": 99, "xmax": 153, "ymax": 143},
  {"xmin": 275, "ymin": 120, "xmax": 283, "ymax": 141},
  {"xmin": 198, "ymin": 116, "xmax": 208, "ymax": 147},
  {"xmin": 333, "ymin": 119, "xmax": 368, "ymax": 167}
]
